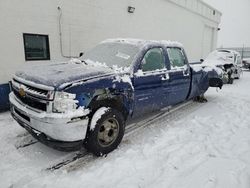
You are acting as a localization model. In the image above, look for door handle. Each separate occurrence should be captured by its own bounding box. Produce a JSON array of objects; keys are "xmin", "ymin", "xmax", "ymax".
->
[
  {"xmin": 183, "ymin": 70, "xmax": 189, "ymax": 77},
  {"xmin": 161, "ymin": 73, "xmax": 170, "ymax": 81}
]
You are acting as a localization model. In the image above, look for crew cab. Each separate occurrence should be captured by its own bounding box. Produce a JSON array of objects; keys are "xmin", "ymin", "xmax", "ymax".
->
[{"xmin": 9, "ymin": 39, "xmax": 222, "ymax": 156}]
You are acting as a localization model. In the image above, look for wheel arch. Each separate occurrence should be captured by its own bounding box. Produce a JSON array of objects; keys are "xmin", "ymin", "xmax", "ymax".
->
[{"xmin": 87, "ymin": 89, "xmax": 131, "ymax": 122}]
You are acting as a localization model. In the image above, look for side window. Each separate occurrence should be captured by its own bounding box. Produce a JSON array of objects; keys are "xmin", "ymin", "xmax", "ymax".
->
[
  {"xmin": 167, "ymin": 48, "xmax": 186, "ymax": 68},
  {"xmin": 142, "ymin": 48, "xmax": 165, "ymax": 72},
  {"xmin": 236, "ymin": 56, "xmax": 242, "ymax": 64}
]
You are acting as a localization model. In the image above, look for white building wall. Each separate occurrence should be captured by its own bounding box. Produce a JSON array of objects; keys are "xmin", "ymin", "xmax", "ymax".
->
[{"xmin": 0, "ymin": 0, "xmax": 221, "ymax": 84}]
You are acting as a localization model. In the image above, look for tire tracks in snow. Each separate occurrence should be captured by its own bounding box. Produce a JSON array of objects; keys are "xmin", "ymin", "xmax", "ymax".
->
[
  {"xmin": 15, "ymin": 133, "xmax": 38, "ymax": 149},
  {"xmin": 46, "ymin": 100, "xmax": 207, "ymax": 172}
]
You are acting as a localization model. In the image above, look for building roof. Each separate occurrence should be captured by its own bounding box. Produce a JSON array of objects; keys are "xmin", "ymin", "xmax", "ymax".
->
[{"xmin": 102, "ymin": 38, "xmax": 184, "ymax": 48}]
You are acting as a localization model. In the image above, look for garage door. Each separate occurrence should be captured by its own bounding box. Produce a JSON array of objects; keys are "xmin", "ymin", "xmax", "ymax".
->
[{"xmin": 202, "ymin": 26, "xmax": 214, "ymax": 58}]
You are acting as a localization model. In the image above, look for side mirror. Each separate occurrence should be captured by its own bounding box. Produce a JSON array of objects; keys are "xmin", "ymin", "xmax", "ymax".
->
[
  {"xmin": 79, "ymin": 52, "xmax": 84, "ymax": 57},
  {"xmin": 200, "ymin": 59, "xmax": 204, "ymax": 63}
]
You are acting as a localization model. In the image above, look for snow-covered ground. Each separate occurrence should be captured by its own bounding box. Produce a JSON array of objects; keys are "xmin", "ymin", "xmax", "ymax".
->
[{"xmin": 1, "ymin": 71, "xmax": 250, "ymax": 188}]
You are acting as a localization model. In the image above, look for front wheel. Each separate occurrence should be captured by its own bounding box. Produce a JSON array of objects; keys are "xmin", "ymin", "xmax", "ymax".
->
[
  {"xmin": 84, "ymin": 107, "xmax": 125, "ymax": 156},
  {"xmin": 227, "ymin": 69, "xmax": 234, "ymax": 84}
]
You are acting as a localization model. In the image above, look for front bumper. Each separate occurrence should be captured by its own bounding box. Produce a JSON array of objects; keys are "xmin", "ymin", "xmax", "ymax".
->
[{"xmin": 9, "ymin": 92, "xmax": 89, "ymax": 142}]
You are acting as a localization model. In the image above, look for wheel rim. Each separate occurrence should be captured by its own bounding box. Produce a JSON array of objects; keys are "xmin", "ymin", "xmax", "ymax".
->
[{"xmin": 97, "ymin": 117, "xmax": 119, "ymax": 147}]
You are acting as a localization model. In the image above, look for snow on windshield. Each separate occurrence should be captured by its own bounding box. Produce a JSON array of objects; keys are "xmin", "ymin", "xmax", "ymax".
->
[
  {"xmin": 206, "ymin": 50, "xmax": 234, "ymax": 62},
  {"xmin": 81, "ymin": 42, "xmax": 140, "ymax": 68}
]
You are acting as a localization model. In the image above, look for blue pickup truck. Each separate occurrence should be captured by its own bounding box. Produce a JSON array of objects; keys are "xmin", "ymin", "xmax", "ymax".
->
[{"xmin": 9, "ymin": 39, "xmax": 222, "ymax": 156}]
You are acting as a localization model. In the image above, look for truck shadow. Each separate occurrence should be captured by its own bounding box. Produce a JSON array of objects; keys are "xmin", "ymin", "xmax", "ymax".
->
[{"xmin": 13, "ymin": 100, "xmax": 207, "ymax": 173}]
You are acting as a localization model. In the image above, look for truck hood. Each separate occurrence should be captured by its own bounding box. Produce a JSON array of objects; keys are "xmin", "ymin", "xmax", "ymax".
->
[{"xmin": 14, "ymin": 60, "xmax": 114, "ymax": 89}]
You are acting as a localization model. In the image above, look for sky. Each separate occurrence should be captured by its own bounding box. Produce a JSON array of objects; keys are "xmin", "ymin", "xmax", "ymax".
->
[{"xmin": 203, "ymin": 0, "xmax": 250, "ymax": 48}]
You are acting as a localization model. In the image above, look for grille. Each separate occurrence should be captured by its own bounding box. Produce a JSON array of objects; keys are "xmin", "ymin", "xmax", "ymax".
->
[
  {"xmin": 12, "ymin": 79, "xmax": 49, "ymax": 99},
  {"xmin": 13, "ymin": 87, "xmax": 47, "ymax": 111}
]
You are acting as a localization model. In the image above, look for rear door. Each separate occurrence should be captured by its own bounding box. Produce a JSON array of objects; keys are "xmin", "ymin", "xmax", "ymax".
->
[
  {"xmin": 167, "ymin": 47, "xmax": 191, "ymax": 105},
  {"xmin": 132, "ymin": 47, "xmax": 169, "ymax": 117}
]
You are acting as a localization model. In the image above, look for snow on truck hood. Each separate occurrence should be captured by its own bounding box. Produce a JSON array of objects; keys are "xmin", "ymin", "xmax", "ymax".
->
[
  {"xmin": 202, "ymin": 59, "xmax": 232, "ymax": 67},
  {"xmin": 14, "ymin": 59, "xmax": 114, "ymax": 89}
]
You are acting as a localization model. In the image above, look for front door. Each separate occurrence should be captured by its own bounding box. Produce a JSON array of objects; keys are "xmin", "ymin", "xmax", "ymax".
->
[{"xmin": 133, "ymin": 47, "xmax": 168, "ymax": 117}]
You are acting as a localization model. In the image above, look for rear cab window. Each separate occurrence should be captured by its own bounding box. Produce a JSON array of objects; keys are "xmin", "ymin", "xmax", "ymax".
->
[{"xmin": 167, "ymin": 48, "xmax": 186, "ymax": 69}]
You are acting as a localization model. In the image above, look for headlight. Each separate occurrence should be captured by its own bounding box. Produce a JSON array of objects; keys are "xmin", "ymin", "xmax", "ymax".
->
[{"xmin": 53, "ymin": 92, "xmax": 78, "ymax": 113}]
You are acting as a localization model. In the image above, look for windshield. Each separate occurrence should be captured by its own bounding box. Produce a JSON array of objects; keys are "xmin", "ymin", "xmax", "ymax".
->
[
  {"xmin": 206, "ymin": 50, "xmax": 234, "ymax": 62},
  {"xmin": 81, "ymin": 42, "xmax": 140, "ymax": 68}
]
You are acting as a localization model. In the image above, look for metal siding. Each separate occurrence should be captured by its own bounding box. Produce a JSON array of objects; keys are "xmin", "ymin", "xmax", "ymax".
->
[{"xmin": 0, "ymin": 0, "xmax": 221, "ymax": 85}]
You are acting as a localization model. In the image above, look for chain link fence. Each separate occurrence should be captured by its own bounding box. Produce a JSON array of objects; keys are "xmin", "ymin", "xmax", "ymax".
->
[{"xmin": 219, "ymin": 47, "xmax": 250, "ymax": 59}]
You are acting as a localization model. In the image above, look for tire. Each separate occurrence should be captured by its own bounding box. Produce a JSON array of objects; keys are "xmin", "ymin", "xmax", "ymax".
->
[
  {"xmin": 84, "ymin": 108, "xmax": 125, "ymax": 156},
  {"xmin": 228, "ymin": 77, "xmax": 234, "ymax": 84},
  {"xmin": 234, "ymin": 70, "xmax": 240, "ymax": 79},
  {"xmin": 227, "ymin": 69, "xmax": 234, "ymax": 84}
]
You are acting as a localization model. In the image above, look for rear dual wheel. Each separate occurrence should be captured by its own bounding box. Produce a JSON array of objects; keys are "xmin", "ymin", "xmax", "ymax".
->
[{"xmin": 85, "ymin": 108, "xmax": 125, "ymax": 156}]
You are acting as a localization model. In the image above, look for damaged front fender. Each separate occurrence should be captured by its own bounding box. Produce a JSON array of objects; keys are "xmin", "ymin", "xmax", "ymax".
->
[{"xmin": 64, "ymin": 74, "xmax": 134, "ymax": 119}]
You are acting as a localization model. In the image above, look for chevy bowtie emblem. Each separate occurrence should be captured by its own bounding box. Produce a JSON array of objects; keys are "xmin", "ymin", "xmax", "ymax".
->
[{"xmin": 19, "ymin": 88, "xmax": 26, "ymax": 97}]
